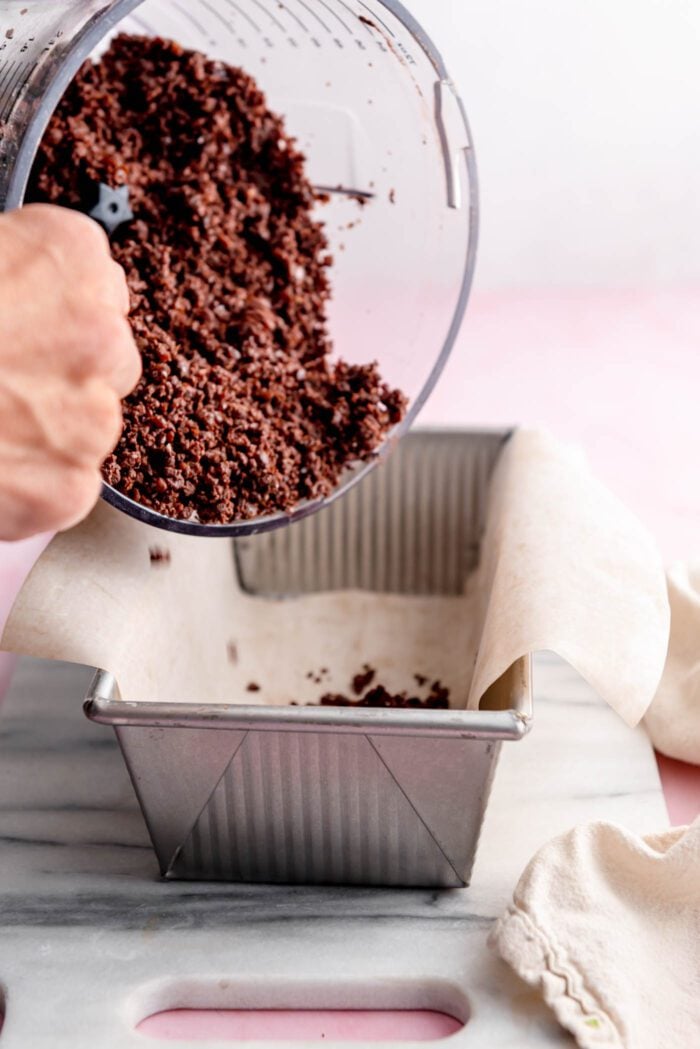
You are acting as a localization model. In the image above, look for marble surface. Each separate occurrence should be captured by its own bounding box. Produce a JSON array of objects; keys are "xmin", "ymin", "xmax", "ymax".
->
[{"xmin": 0, "ymin": 653, "xmax": 667, "ymax": 1047}]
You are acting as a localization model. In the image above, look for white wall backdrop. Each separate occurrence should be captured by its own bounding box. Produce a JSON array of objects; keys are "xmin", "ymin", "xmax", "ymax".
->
[{"xmin": 409, "ymin": 1, "xmax": 700, "ymax": 291}]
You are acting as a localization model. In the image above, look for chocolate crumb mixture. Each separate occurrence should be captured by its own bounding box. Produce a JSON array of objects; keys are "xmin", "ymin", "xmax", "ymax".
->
[
  {"xmin": 317, "ymin": 669, "xmax": 450, "ymax": 709},
  {"xmin": 28, "ymin": 34, "xmax": 406, "ymax": 524},
  {"xmin": 148, "ymin": 546, "xmax": 171, "ymax": 565},
  {"xmin": 320, "ymin": 682, "xmax": 450, "ymax": 709},
  {"xmin": 351, "ymin": 664, "xmax": 376, "ymax": 695}
]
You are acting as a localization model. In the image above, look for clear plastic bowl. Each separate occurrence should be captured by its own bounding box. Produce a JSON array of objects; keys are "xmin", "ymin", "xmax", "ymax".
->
[{"xmin": 0, "ymin": 0, "xmax": 478, "ymax": 536}]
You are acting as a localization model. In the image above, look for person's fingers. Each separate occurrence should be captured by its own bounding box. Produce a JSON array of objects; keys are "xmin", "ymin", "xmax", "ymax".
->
[
  {"xmin": 99, "ymin": 313, "xmax": 142, "ymax": 397},
  {"xmin": 0, "ymin": 457, "xmax": 102, "ymax": 538},
  {"xmin": 16, "ymin": 202, "xmax": 111, "ymax": 252},
  {"xmin": 90, "ymin": 258, "xmax": 132, "ymax": 316},
  {"xmin": 4, "ymin": 204, "xmax": 137, "ymax": 369},
  {"xmin": 0, "ymin": 204, "xmax": 140, "ymax": 541},
  {"xmin": 9, "ymin": 204, "xmax": 112, "ymax": 276},
  {"xmin": 45, "ymin": 379, "xmax": 124, "ymax": 464},
  {"xmin": 56, "ymin": 305, "xmax": 142, "ymax": 397},
  {"xmin": 12, "ymin": 204, "xmax": 130, "ymax": 311},
  {"xmin": 56, "ymin": 465, "xmax": 104, "ymax": 531},
  {"xmin": 3, "ymin": 374, "xmax": 125, "ymax": 466},
  {"xmin": 79, "ymin": 381, "xmax": 124, "ymax": 458}
]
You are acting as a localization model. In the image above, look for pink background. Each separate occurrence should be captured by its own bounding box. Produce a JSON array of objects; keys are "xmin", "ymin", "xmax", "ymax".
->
[
  {"xmin": 1, "ymin": 289, "xmax": 698, "ymax": 1039},
  {"xmin": 4, "ymin": 1, "xmax": 698, "ymax": 1035}
]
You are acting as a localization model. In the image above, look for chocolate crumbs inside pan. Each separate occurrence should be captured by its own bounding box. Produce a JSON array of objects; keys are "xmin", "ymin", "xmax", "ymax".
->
[
  {"xmin": 320, "ymin": 682, "xmax": 450, "ymax": 709},
  {"xmin": 148, "ymin": 547, "xmax": 171, "ymax": 565},
  {"xmin": 351, "ymin": 664, "xmax": 376, "ymax": 695},
  {"xmin": 314, "ymin": 669, "xmax": 450, "ymax": 709},
  {"xmin": 28, "ymin": 34, "xmax": 406, "ymax": 524}
]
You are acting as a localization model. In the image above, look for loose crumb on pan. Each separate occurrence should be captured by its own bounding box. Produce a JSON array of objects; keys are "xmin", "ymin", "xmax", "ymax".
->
[
  {"xmin": 305, "ymin": 667, "xmax": 328, "ymax": 683},
  {"xmin": 351, "ymin": 664, "xmax": 376, "ymax": 695},
  {"xmin": 246, "ymin": 682, "xmax": 261, "ymax": 692},
  {"xmin": 319, "ymin": 682, "xmax": 450, "ymax": 709},
  {"xmin": 148, "ymin": 547, "xmax": 171, "ymax": 565},
  {"xmin": 311, "ymin": 669, "xmax": 451, "ymax": 709},
  {"xmin": 28, "ymin": 34, "xmax": 406, "ymax": 525}
]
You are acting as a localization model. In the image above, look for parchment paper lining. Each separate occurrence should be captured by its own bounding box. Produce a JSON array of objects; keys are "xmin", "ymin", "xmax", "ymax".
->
[{"xmin": 1, "ymin": 431, "xmax": 670, "ymax": 725}]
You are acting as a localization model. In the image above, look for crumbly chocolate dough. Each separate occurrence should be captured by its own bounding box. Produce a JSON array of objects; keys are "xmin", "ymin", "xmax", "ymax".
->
[
  {"xmin": 320, "ymin": 682, "xmax": 450, "ymax": 709},
  {"xmin": 148, "ymin": 546, "xmax": 171, "ymax": 565},
  {"xmin": 28, "ymin": 34, "xmax": 406, "ymax": 524},
  {"xmin": 318, "ymin": 670, "xmax": 450, "ymax": 709},
  {"xmin": 351, "ymin": 664, "xmax": 376, "ymax": 695}
]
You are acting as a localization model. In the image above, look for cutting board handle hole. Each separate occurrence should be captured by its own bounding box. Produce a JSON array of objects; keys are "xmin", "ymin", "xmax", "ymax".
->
[
  {"xmin": 137, "ymin": 1007, "xmax": 465, "ymax": 1041},
  {"xmin": 129, "ymin": 979, "xmax": 469, "ymax": 1042}
]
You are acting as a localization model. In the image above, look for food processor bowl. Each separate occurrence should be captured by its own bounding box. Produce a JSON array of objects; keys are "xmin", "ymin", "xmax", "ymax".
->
[{"xmin": 0, "ymin": 0, "xmax": 478, "ymax": 536}]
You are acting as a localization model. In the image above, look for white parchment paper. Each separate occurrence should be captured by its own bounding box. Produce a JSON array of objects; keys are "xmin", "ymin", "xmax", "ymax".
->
[{"xmin": 1, "ymin": 430, "xmax": 670, "ymax": 724}]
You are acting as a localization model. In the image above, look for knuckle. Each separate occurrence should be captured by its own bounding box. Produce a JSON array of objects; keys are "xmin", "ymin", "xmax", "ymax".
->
[
  {"xmin": 1, "ymin": 520, "xmax": 33, "ymax": 542},
  {"xmin": 22, "ymin": 203, "xmax": 109, "ymax": 252},
  {"xmin": 50, "ymin": 307, "xmax": 101, "ymax": 376},
  {"xmin": 57, "ymin": 204, "xmax": 110, "ymax": 250},
  {"xmin": 102, "ymin": 317, "xmax": 142, "ymax": 392},
  {"xmin": 11, "ymin": 203, "xmax": 67, "ymax": 240},
  {"xmin": 67, "ymin": 309, "xmax": 134, "ymax": 377},
  {"xmin": 109, "ymin": 260, "xmax": 131, "ymax": 312},
  {"xmin": 61, "ymin": 466, "xmax": 102, "ymax": 523},
  {"xmin": 0, "ymin": 452, "xmax": 101, "ymax": 537},
  {"xmin": 104, "ymin": 401, "xmax": 124, "ymax": 451},
  {"xmin": 96, "ymin": 310, "xmax": 132, "ymax": 353},
  {"xmin": 123, "ymin": 342, "xmax": 143, "ymax": 392},
  {"xmin": 44, "ymin": 382, "xmax": 122, "ymax": 465},
  {"xmin": 18, "ymin": 206, "xmax": 111, "ymax": 289},
  {"xmin": 0, "ymin": 483, "xmax": 52, "ymax": 540},
  {"xmin": 15, "ymin": 481, "xmax": 62, "ymax": 533},
  {"xmin": 84, "ymin": 383, "xmax": 123, "ymax": 448},
  {"xmin": 88, "ymin": 258, "xmax": 132, "ymax": 316},
  {"xmin": 91, "ymin": 386, "xmax": 123, "ymax": 451}
]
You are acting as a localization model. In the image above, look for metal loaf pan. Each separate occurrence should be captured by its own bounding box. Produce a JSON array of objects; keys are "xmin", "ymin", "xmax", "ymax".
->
[{"xmin": 84, "ymin": 430, "xmax": 532, "ymax": 888}]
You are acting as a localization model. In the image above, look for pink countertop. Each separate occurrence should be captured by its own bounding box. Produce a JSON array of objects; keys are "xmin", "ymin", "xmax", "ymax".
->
[{"xmin": 1, "ymin": 287, "xmax": 698, "ymax": 1040}]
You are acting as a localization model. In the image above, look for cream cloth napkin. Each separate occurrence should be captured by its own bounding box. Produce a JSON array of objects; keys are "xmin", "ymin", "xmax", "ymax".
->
[
  {"xmin": 490, "ymin": 819, "xmax": 700, "ymax": 1049},
  {"xmin": 645, "ymin": 563, "xmax": 700, "ymax": 765}
]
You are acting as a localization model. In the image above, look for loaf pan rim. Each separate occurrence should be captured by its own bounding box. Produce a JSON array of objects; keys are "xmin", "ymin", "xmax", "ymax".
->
[{"xmin": 83, "ymin": 654, "xmax": 532, "ymax": 740}]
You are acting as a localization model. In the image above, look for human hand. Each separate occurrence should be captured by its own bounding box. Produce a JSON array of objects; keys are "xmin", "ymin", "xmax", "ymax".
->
[{"xmin": 0, "ymin": 204, "xmax": 141, "ymax": 540}]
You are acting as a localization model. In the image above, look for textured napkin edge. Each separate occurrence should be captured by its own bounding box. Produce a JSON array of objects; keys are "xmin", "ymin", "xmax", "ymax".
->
[
  {"xmin": 643, "ymin": 562, "xmax": 700, "ymax": 764},
  {"xmin": 488, "ymin": 905, "xmax": 625, "ymax": 1049}
]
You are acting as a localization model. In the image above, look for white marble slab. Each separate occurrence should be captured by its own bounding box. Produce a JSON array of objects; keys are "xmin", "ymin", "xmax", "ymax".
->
[{"xmin": 0, "ymin": 654, "xmax": 666, "ymax": 1048}]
